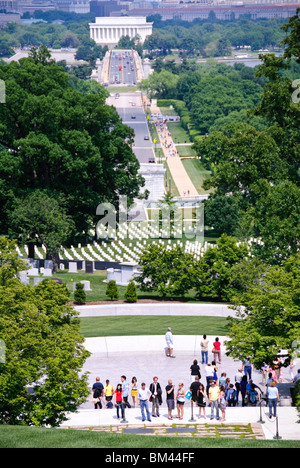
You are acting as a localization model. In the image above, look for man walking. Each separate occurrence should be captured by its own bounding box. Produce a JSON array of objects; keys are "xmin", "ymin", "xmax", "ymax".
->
[
  {"xmin": 150, "ymin": 376, "xmax": 162, "ymax": 418},
  {"xmin": 138, "ymin": 383, "xmax": 152, "ymax": 422},
  {"xmin": 165, "ymin": 327, "xmax": 175, "ymax": 358}
]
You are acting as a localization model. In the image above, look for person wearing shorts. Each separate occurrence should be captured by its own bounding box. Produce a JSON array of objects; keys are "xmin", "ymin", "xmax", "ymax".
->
[
  {"xmin": 165, "ymin": 379, "xmax": 175, "ymax": 420},
  {"xmin": 176, "ymin": 382, "xmax": 186, "ymax": 420}
]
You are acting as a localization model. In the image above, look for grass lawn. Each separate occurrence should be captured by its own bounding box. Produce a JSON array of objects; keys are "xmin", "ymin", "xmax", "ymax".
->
[
  {"xmin": 0, "ymin": 426, "xmax": 298, "ymax": 448},
  {"xmin": 176, "ymin": 145, "xmax": 197, "ymax": 157},
  {"xmin": 80, "ymin": 315, "xmax": 229, "ymax": 338},
  {"xmin": 181, "ymin": 159, "xmax": 212, "ymax": 195},
  {"xmin": 167, "ymin": 122, "xmax": 191, "ymax": 144}
]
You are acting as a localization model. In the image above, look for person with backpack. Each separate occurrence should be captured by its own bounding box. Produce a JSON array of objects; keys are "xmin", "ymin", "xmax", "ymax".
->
[
  {"xmin": 226, "ymin": 384, "xmax": 237, "ymax": 407},
  {"xmin": 92, "ymin": 377, "xmax": 104, "ymax": 410},
  {"xmin": 248, "ymin": 384, "xmax": 259, "ymax": 406}
]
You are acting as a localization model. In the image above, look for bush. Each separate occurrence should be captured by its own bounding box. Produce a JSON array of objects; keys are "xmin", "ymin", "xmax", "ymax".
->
[
  {"xmin": 125, "ymin": 279, "xmax": 137, "ymax": 303},
  {"xmin": 74, "ymin": 282, "xmax": 86, "ymax": 304},
  {"xmin": 294, "ymin": 379, "xmax": 300, "ymax": 417},
  {"xmin": 106, "ymin": 280, "xmax": 118, "ymax": 301}
]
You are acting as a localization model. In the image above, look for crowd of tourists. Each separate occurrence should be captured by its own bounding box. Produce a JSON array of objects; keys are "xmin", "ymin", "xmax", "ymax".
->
[{"xmin": 90, "ymin": 331, "xmax": 299, "ymax": 423}]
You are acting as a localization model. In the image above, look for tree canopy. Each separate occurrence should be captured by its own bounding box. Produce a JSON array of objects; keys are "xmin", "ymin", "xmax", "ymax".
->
[{"xmin": 0, "ymin": 47, "xmax": 144, "ymax": 248}]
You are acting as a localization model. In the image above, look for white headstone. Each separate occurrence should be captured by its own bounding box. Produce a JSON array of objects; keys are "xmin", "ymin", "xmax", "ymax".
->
[
  {"xmin": 33, "ymin": 277, "xmax": 44, "ymax": 286},
  {"xmin": 19, "ymin": 271, "xmax": 29, "ymax": 285},
  {"xmin": 42, "ymin": 268, "xmax": 52, "ymax": 277},
  {"xmin": 28, "ymin": 267, "xmax": 39, "ymax": 276},
  {"xmin": 68, "ymin": 262, "xmax": 78, "ymax": 273}
]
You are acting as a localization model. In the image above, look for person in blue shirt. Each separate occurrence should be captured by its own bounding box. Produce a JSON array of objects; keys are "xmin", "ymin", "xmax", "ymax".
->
[
  {"xmin": 226, "ymin": 384, "xmax": 237, "ymax": 407},
  {"xmin": 121, "ymin": 375, "xmax": 131, "ymax": 408}
]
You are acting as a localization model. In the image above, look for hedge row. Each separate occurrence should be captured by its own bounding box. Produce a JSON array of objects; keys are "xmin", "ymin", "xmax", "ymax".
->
[{"xmin": 156, "ymin": 99, "xmax": 202, "ymax": 141}]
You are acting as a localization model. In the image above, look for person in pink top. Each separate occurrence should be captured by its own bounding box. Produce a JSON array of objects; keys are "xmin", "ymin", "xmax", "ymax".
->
[{"xmin": 213, "ymin": 337, "xmax": 221, "ymax": 364}]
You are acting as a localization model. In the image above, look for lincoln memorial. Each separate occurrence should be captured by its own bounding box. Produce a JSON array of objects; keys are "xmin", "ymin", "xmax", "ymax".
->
[{"xmin": 89, "ymin": 16, "xmax": 153, "ymax": 45}]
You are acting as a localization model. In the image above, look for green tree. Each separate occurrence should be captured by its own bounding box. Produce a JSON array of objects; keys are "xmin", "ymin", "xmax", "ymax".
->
[
  {"xmin": 0, "ymin": 48, "xmax": 144, "ymax": 242},
  {"xmin": 124, "ymin": 279, "xmax": 137, "ymax": 303},
  {"xmin": 194, "ymin": 234, "xmax": 250, "ymax": 301},
  {"xmin": 136, "ymin": 244, "xmax": 194, "ymax": 298},
  {"xmin": 0, "ymin": 240, "xmax": 90, "ymax": 426},
  {"xmin": 8, "ymin": 191, "xmax": 75, "ymax": 272},
  {"xmin": 74, "ymin": 282, "xmax": 86, "ymax": 305},
  {"xmin": 0, "ymin": 237, "xmax": 27, "ymax": 286},
  {"xmin": 226, "ymin": 253, "xmax": 300, "ymax": 368},
  {"xmin": 106, "ymin": 280, "xmax": 118, "ymax": 301}
]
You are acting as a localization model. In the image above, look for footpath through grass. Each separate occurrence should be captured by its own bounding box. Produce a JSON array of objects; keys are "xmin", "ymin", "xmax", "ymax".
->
[{"xmin": 0, "ymin": 426, "xmax": 299, "ymax": 448}]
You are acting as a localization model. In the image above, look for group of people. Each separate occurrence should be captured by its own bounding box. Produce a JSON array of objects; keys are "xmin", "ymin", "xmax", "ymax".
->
[{"xmin": 91, "ymin": 332, "xmax": 297, "ymax": 423}]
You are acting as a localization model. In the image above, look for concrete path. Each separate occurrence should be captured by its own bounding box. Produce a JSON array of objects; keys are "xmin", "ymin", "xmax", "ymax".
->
[
  {"xmin": 150, "ymin": 107, "xmax": 198, "ymax": 197},
  {"xmin": 75, "ymin": 302, "xmax": 238, "ymax": 317}
]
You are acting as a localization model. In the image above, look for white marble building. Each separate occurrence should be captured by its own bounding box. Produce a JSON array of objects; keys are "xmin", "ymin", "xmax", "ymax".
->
[{"xmin": 89, "ymin": 16, "xmax": 153, "ymax": 45}]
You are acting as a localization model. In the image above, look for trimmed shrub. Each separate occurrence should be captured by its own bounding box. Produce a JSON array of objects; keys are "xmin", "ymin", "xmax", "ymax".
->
[
  {"xmin": 106, "ymin": 280, "xmax": 118, "ymax": 301},
  {"xmin": 74, "ymin": 282, "xmax": 86, "ymax": 305},
  {"xmin": 125, "ymin": 279, "xmax": 137, "ymax": 303}
]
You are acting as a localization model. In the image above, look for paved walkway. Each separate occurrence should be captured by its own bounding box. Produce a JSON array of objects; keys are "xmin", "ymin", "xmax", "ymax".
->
[
  {"xmin": 75, "ymin": 302, "xmax": 238, "ymax": 317},
  {"xmin": 150, "ymin": 106, "xmax": 198, "ymax": 197}
]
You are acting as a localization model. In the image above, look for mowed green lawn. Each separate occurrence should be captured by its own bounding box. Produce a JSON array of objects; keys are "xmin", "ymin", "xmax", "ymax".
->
[
  {"xmin": 0, "ymin": 426, "xmax": 298, "ymax": 448},
  {"xmin": 80, "ymin": 315, "xmax": 229, "ymax": 338}
]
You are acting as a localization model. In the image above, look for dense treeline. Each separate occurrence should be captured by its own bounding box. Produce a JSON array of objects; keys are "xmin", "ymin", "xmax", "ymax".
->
[{"xmin": 145, "ymin": 15, "xmax": 287, "ymax": 56}]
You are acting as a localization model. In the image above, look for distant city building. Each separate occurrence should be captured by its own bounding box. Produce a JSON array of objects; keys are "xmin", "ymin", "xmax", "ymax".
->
[
  {"xmin": 89, "ymin": 16, "xmax": 153, "ymax": 45},
  {"xmin": 129, "ymin": 3, "xmax": 300, "ymax": 20}
]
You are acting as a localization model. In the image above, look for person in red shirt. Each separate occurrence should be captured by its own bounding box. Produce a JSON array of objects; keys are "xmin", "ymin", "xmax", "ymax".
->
[
  {"xmin": 114, "ymin": 384, "xmax": 124, "ymax": 420},
  {"xmin": 213, "ymin": 337, "xmax": 221, "ymax": 364}
]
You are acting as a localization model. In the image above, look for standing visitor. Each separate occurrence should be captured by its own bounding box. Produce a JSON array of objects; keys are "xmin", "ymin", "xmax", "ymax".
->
[
  {"xmin": 165, "ymin": 327, "xmax": 175, "ymax": 358},
  {"xmin": 243, "ymin": 357, "xmax": 254, "ymax": 380},
  {"xmin": 234, "ymin": 368, "xmax": 243, "ymax": 404},
  {"xmin": 104, "ymin": 379, "xmax": 114, "ymax": 409},
  {"xmin": 138, "ymin": 383, "xmax": 152, "ymax": 422},
  {"xmin": 267, "ymin": 381, "xmax": 280, "ymax": 419},
  {"xmin": 205, "ymin": 363, "xmax": 215, "ymax": 394},
  {"xmin": 240, "ymin": 375, "xmax": 248, "ymax": 407},
  {"xmin": 190, "ymin": 359, "xmax": 201, "ymax": 383},
  {"xmin": 219, "ymin": 386, "xmax": 227, "ymax": 422},
  {"xmin": 212, "ymin": 337, "xmax": 221, "ymax": 364},
  {"xmin": 200, "ymin": 335, "xmax": 209, "ymax": 364},
  {"xmin": 150, "ymin": 376, "xmax": 162, "ymax": 418},
  {"xmin": 176, "ymin": 382, "xmax": 186, "ymax": 420},
  {"xmin": 92, "ymin": 377, "xmax": 104, "ymax": 410},
  {"xmin": 114, "ymin": 384, "xmax": 124, "ymax": 420},
  {"xmin": 131, "ymin": 376, "xmax": 138, "ymax": 408},
  {"xmin": 209, "ymin": 381, "xmax": 220, "ymax": 420},
  {"xmin": 121, "ymin": 375, "xmax": 131, "ymax": 409},
  {"xmin": 165, "ymin": 380, "xmax": 175, "ymax": 420},
  {"xmin": 197, "ymin": 383, "xmax": 207, "ymax": 419}
]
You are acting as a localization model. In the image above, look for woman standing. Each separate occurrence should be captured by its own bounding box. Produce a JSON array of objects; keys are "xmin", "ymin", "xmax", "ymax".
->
[
  {"xmin": 176, "ymin": 382, "xmax": 186, "ymax": 420},
  {"xmin": 190, "ymin": 359, "xmax": 201, "ymax": 383},
  {"xmin": 267, "ymin": 381, "xmax": 280, "ymax": 419},
  {"xmin": 114, "ymin": 383, "xmax": 124, "ymax": 420},
  {"xmin": 213, "ymin": 337, "xmax": 221, "ymax": 364},
  {"xmin": 131, "ymin": 376, "xmax": 138, "ymax": 408},
  {"xmin": 197, "ymin": 383, "xmax": 207, "ymax": 419},
  {"xmin": 219, "ymin": 386, "xmax": 227, "ymax": 422}
]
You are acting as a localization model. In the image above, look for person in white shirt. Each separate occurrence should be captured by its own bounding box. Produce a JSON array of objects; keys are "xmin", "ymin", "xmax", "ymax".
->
[
  {"xmin": 165, "ymin": 327, "xmax": 175, "ymax": 358},
  {"xmin": 205, "ymin": 363, "xmax": 214, "ymax": 393},
  {"xmin": 138, "ymin": 383, "xmax": 152, "ymax": 422}
]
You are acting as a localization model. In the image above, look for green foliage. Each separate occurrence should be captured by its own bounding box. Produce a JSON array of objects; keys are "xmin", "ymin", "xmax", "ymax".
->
[
  {"xmin": 136, "ymin": 244, "xmax": 195, "ymax": 298},
  {"xmin": 0, "ymin": 49, "xmax": 144, "ymax": 243},
  {"xmin": 124, "ymin": 280, "xmax": 137, "ymax": 303},
  {"xmin": 106, "ymin": 280, "xmax": 118, "ymax": 301},
  {"xmin": 225, "ymin": 252, "xmax": 300, "ymax": 368},
  {"xmin": 0, "ymin": 237, "xmax": 27, "ymax": 286},
  {"xmin": 194, "ymin": 234, "xmax": 250, "ymax": 301},
  {"xmin": 74, "ymin": 282, "xmax": 86, "ymax": 305},
  {"xmin": 0, "ymin": 240, "xmax": 90, "ymax": 426}
]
